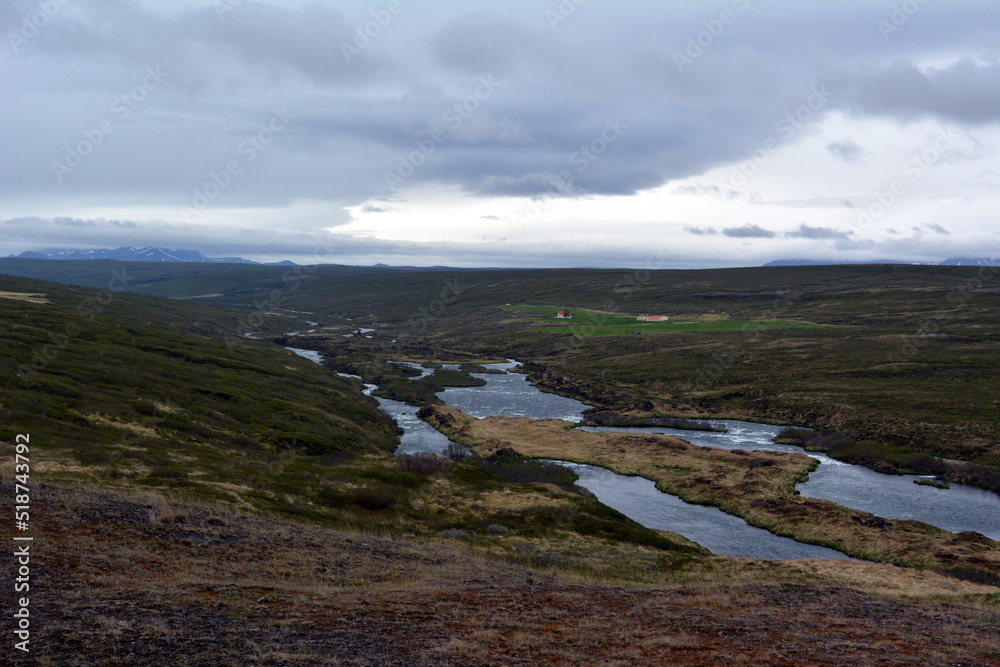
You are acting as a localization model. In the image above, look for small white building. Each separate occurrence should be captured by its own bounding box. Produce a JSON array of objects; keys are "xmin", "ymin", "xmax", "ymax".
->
[
  {"xmin": 556, "ymin": 310, "xmax": 573, "ymax": 319},
  {"xmin": 637, "ymin": 315, "xmax": 668, "ymax": 321}
]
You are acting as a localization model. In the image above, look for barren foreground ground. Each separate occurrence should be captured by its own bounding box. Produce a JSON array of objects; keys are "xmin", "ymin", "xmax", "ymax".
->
[{"xmin": 5, "ymin": 483, "xmax": 999, "ymax": 666}]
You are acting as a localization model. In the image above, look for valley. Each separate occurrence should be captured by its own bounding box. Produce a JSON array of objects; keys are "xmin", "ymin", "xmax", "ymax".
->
[{"xmin": 2, "ymin": 259, "xmax": 999, "ymax": 665}]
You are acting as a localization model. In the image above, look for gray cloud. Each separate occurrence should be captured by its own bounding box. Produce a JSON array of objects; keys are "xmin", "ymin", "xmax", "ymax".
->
[
  {"xmin": 723, "ymin": 224, "xmax": 777, "ymax": 239},
  {"xmin": 764, "ymin": 197, "xmax": 858, "ymax": 209},
  {"xmin": 4, "ymin": 0, "xmax": 997, "ymax": 208},
  {"xmin": 673, "ymin": 183, "xmax": 751, "ymax": 202},
  {"xmin": 784, "ymin": 224, "xmax": 852, "ymax": 240},
  {"xmin": 1, "ymin": 1, "xmax": 998, "ymax": 267},
  {"xmin": 827, "ymin": 138, "xmax": 866, "ymax": 163},
  {"xmin": 846, "ymin": 58, "xmax": 1000, "ymax": 125},
  {"xmin": 923, "ymin": 223, "xmax": 951, "ymax": 235}
]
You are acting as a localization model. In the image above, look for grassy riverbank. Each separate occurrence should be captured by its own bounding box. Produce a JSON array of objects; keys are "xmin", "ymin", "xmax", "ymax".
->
[{"xmin": 421, "ymin": 405, "xmax": 1000, "ymax": 575}]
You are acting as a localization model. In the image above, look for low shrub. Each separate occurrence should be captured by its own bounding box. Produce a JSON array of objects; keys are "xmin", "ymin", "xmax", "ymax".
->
[
  {"xmin": 395, "ymin": 453, "xmax": 448, "ymax": 476},
  {"xmin": 444, "ymin": 442, "xmax": 471, "ymax": 462},
  {"xmin": 776, "ymin": 427, "xmax": 1000, "ymax": 495},
  {"xmin": 316, "ymin": 485, "xmax": 403, "ymax": 511},
  {"xmin": 472, "ymin": 449, "xmax": 578, "ymax": 490},
  {"xmin": 346, "ymin": 466, "xmax": 426, "ymax": 489},
  {"xmin": 352, "ymin": 486, "xmax": 400, "ymax": 511},
  {"xmin": 437, "ymin": 528, "xmax": 469, "ymax": 539},
  {"xmin": 937, "ymin": 565, "xmax": 1000, "ymax": 588},
  {"xmin": 584, "ymin": 410, "xmax": 724, "ymax": 432}
]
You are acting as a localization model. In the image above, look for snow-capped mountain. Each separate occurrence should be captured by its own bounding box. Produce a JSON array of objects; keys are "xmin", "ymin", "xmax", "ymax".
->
[
  {"xmin": 939, "ymin": 257, "xmax": 1000, "ymax": 266},
  {"xmin": 764, "ymin": 257, "xmax": 998, "ymax": 267},
  {"xmin": 13, "ymin": 247, "xmax": 293, "ymax": 265}
]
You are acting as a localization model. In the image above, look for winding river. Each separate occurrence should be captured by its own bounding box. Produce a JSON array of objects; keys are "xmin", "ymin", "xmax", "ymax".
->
[{"xmin": 288, "ymin": 349, "xmax": 1000, "ymax": 557}]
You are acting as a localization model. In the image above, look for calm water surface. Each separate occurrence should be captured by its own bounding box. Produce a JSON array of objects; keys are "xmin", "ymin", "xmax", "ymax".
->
[
  {"xmin": 582, "ymin": 421, "xmax": 1000, "ymax": 540},
  {"xmin": 550, "ymin": 460, "xmax": 855, "ymax": 560},
  {"xmin": 294, "ymin": 353, "xmax": 1000, "ymax": 554}
]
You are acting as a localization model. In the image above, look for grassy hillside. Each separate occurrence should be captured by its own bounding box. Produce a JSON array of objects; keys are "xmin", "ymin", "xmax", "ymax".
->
[
  {"xmin": 0, "ymin": 274, "xmax": 402, "ymax": 517},
  {"xmin": 0, "ymin": 273, "xmax": 702, "ymax": 556}
]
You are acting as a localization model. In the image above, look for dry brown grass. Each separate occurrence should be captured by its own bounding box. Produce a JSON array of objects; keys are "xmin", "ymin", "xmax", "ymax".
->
[
  {"xmin": 11, "ymin": 480, "xmax": 999, "ymax": 666},
  {"xmin": 0, "ymin": 290, "xmax": 49, "ymax": 303},
  {"xmin": 84, "ymin": 412, "xmax": 160, "ymax": 437},
  {"xmin": 423, "ymin": 405, "xmax": 1000, "ymax": 572}
]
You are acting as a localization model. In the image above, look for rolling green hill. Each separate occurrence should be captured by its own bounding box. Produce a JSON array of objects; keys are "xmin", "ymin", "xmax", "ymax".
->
[
  {"xmin": 0, "ymin": 273, "xmax": 406, "ymax": 520},
  {"xmin": 0, "ymin": 259, "xmax": 995, "ymax": 329}
]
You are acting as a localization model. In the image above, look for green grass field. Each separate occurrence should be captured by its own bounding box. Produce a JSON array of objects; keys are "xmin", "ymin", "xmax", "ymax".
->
[{"xmin": 533, "ymin": 319, "xmax": 827, "ymax": 336}]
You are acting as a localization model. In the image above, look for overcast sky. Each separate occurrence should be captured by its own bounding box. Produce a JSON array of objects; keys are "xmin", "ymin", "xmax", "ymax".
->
[{"xmin": 2, "ymin": 0, "xmax": 999, "ymax": 267}]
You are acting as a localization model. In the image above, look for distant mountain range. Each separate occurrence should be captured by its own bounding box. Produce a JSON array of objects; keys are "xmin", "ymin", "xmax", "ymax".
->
[
  {"xmin": 11, "ymin": 247, "xmax": 295, "ymax": 265},
  {"xmin": 764, "ymin": 257, "xmax": 999, "ymax": 267},
  {"xmin": 939, "ymin": 257, "xmax": 1000, "ymax": 266}
]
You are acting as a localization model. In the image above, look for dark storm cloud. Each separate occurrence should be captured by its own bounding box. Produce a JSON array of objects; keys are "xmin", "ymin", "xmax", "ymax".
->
[
  {"xmin": 6, "ymin": 0, "xmax": 997, "ymax": 206},
  {"xmin": 845, "ymin": 59, "xmax": 1000, "ymax": 125},
  {"xmin": 430, "ymin": 12, "xmax": 549, "ymax": 76}
]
